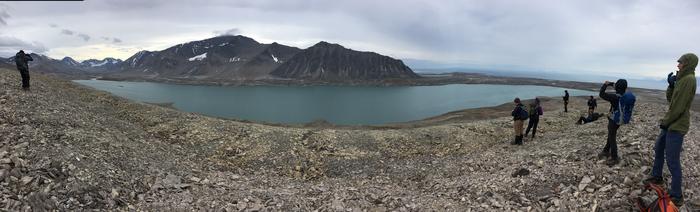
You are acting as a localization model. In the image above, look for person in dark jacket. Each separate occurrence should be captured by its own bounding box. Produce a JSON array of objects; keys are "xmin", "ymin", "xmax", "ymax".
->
[
  {"xmin": 563, "ymin": 90, "xmax": 570, "ymax": 112},
  {"xmin": 524, "ymin": 98, "xmax": 543, "ymax": 139},
  {"xmin": 577, "ymin": 112, "xmax": 602, "ymax": 124},
  {"xmin": 511, "ymin": 98, "xmax": 527, "ymax": 145},
  {"xmin": 14, "ymin": 50, "xmax": 33, "ymax": 90},
  {"xmin": 587, "ymin": 96, "xmax": 597, "ymax": 114},
  {"xmin": 597, "ymin": 79, "xmax": 628, "ymax": 166},
  {"xmin": 643, "ymin": 53, "xmax": 697, "ymax": 207}
]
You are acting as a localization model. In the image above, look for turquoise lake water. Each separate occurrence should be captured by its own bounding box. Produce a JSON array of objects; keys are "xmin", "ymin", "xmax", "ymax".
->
[{"xmin": 74, "ymin": 80, "xmax": 595, "ymax": 125}]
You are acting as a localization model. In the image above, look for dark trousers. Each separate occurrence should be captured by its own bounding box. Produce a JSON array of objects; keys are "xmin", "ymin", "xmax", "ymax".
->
[
  {"xmin": 651, "ymin": 129, "xmax": 684, "ymax": 198},
  {"xmin": 602, "ymin": 119, "xmax": 620, "ymax": 159},
  {"xmin": 577, "ymin": 116, "xmax": 586, "ymax": 124},
  {"xmin": 19, "ymin": 68, "xmax": 30, "ymax": 88},
  {"xmin": 564, "ymin": 101, "xmax": 568, "ymax": 112},
  {"xmin": 525, "ymin": 117, "xmax": 539, "ymax": 137}
]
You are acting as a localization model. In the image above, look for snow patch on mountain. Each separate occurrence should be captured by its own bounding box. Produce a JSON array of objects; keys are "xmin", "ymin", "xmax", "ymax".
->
[{"xmin": 188, "ymin": 53, "xmax": 208, "ymax": 62}]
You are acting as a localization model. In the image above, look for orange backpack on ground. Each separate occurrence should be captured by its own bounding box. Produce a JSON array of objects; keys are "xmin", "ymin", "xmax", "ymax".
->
[{"xmin": 635, "ymin": 183, "xmax": 679, "ymax": 212}]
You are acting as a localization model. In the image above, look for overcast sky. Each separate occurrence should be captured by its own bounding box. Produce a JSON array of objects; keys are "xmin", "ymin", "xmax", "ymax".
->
[{"xmin": 0, "ymin": 0, "xmax": 698, "ymax": 79}]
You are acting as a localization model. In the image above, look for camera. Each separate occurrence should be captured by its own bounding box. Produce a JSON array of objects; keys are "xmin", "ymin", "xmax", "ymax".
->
[{"xmin": 606, "ymin": 81, "xmax": 615, "ymax": 86}]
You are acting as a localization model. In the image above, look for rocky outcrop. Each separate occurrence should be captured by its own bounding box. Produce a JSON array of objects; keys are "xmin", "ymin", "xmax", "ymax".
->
[
  {"xmin": 0, "ymin": 68, "xmax": 698, "ymax": 210},
  {"xmin": 270, "ymin": 41, "xmax": 419, "ymax": 81}
]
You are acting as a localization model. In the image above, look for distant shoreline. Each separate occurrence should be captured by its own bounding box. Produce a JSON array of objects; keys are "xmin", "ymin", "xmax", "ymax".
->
[
  {"xmin": 99, "ymin": 72, "xmax": 609, "ymax": 90},
  {"xmin": 76, "ymin": 73, "xmax": 682, "ymax": 129}
]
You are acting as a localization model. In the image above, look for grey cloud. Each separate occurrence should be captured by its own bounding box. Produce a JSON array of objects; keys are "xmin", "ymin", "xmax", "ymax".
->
[
  {"xmin": 77, "ymin": 33, "xmax": 90, "ymax": 42},
  {"xmin": 59, "ymin": 29, "xmax": 91, "ymax": 42},
  {"xmin": 61, "ymin": 29, "xmax": 75, "ymax": 35},
  {"xmin": 214, "ymin": 28, "xmax": 242, "ymax": 36},
  {"xmin": 0, "ymin": 5, "xmax": 10, "ymax": 26},
  {"xmin": 0, "ymin": 35, "xmax": 48, "ymax": 57},
  {"xmin": 49, "ymin": 23, "xmax": 58, "ymax": 28},
  {"xmin": 2, "ymin": 0, "xmax": 698, "ymax": 77},
  {"xmin": 100, "ymin": 36, "xmax": 122, "ymax": 43}
]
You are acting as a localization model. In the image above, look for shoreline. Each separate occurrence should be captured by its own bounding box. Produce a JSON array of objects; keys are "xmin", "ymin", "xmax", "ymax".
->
[
  {"xmin": 78, "ymin": 78, "xmax": 598, "ymax": 129},
  {"xmin": 79, "ymin": 74, "xmax": 684, "ymax": 130}
]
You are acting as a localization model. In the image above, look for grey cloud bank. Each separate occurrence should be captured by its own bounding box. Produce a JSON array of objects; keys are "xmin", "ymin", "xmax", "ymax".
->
[{"xmin": 0, "ymin": 0, "xmax": 698, "ymax": 79}]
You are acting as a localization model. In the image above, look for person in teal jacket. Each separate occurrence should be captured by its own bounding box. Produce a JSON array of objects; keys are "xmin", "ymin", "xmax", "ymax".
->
[{"xmin": 644, "ymin": 53, "xmax": 697, "ymax": 207}]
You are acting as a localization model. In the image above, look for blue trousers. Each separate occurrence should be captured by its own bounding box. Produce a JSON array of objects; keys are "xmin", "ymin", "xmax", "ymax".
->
[{"xmin": 651, "ymin": 129, "xmax": 684, "ymax": 198}]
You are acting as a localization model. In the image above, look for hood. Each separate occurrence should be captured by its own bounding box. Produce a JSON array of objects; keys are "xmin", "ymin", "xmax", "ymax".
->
[
  {"xmin": 677, "ymin": 53, "xmax": 698, "ymax": 79},
  {"xmin": 614, "ymin": 79, "xmax": 627, "ymax": 94}
]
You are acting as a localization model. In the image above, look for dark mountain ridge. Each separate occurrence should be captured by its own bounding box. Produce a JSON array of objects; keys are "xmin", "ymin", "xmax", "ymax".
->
[{"xmin": 2, "ymin": 35, "xmax": 419, "ymax": 82}]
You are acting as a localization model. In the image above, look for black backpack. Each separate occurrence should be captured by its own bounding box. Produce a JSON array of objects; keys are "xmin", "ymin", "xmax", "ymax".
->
[{"xmin": 517, "ymin": 105, "xmax": 529, "ymax": 120}]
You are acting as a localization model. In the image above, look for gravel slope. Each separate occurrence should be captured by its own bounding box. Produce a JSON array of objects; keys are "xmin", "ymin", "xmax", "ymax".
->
[{"xmin": 0, "ymin": 68, "xmax": 699, "ymax": 211}]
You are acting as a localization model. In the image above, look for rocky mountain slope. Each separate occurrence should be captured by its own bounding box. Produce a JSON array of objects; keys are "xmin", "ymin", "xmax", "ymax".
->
[
  {"xmin": 3, "ymin": 35, "xmax": 419, "ymax": 82},
  {"xmin": 113, "ymin": 35, "xmax": 418, "ymax": 81},
  {"xmin": 115, "ymin": 36, "xmax": 302, "ymax": 80},
  {"xmin": 0, "ymin": 68, "xmax": 698, "ymax": 211},
  {"xmin": 78, "ymin": 57, "xmax": 123, "ymax": 71},
  {"xmin": 1, "ymin": 54, "xmax": 123, "ymax": 78},
  {"xmin": 270, "ymin": 41, "xmax": 418, "ymax": 81}
]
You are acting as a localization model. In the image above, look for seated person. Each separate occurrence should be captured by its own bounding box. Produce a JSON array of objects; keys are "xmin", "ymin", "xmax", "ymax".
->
[{"xmin": 577, "ymin": 112, "xmax": 603, "ymax": 124}]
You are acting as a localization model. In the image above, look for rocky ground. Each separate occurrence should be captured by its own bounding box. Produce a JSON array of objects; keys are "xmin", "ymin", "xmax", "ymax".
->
[{"xmin": 1, "ymin": 68, "xmax": 699, "ymax": 211}]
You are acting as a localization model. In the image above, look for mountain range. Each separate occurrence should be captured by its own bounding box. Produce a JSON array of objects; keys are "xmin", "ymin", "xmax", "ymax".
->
[{"xmin": 1, "ymin": 35, "xmax": 418, "ymax": 81}]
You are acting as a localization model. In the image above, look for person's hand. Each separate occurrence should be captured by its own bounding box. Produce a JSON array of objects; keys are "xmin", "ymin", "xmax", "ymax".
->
[
  {"xmin": 667, "ymin": 72, "xmax": 676, "ymax": 87},
  {"xmin": 658, "ymin": 119, "xmax": 668, "ymax": 130}
]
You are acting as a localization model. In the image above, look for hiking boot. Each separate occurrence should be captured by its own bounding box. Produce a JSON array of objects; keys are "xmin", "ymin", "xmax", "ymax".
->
[
  {"xmin": 511, "ymin": 136, "xmax": 518, "ymax": 145},
  {"xmin": 642, "ymin": 176, "xmax": 664, "ymax": 185},
  {"xmin": 597, "ymin": 152, "xmax": 609, "ymax": 160},
  {"xmin": 671, "ymin": 195, "xmax": 684, "ymax": 207},
  {"xmin": 516, "ymin": 135, "xmax": 523, "ymax": 145},
  {"xmin": 606, "ymin": 158, "xmax": 620, "ymax": 166}
]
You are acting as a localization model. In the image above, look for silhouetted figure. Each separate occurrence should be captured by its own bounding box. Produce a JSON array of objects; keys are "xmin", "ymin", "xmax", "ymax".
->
[
  {"xmin": 524, "ymin": 98, "xmax": 543, "ymax": 139},
  {"xmin": 563, "ymin": 90, "xmax": 569, "ymax": 112},
  {"xmin": 587, "ymin": 95, "xmax": 597, "ymax": 114},
  {"xmin": 643, "ymin": 53, "xmax": 698, "ymax": 207},
  {"xmin": 14, "ymin": 50, "xmax": 33, "ymax": 90}
]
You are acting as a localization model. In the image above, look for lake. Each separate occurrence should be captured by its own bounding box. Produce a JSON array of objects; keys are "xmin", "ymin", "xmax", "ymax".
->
[{"xmin": 73, "ymin": 80, "xmax": 595, "ymax": 125}]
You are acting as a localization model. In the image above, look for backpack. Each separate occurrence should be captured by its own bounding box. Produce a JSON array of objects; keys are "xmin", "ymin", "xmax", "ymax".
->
[
  {"xmin": 517, "ymin": 105, "xmax": 529, "ymax": 120},
  {"xmin": 613, "ymin": 92, "xmax": 636, "ymax": 125},
  {"xmin": 528, "ymin": 105, "xmax": 537, "ymax": 117},
  {"xmin": 635, "ymin": 183, "xmax": 679, "ymax": 212}
]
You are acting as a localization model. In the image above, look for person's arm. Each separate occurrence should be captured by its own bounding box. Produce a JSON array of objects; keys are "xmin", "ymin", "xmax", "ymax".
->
[
  {"xmin": 665, "ymin": 85, "xmax": 674, "ymax": 102},
  {"xmin": 599, "ymin": 83, "xmax": 617, "ymax": 102},
  {"xmin": 537, "ymin": 106, "xmax": 543, "ymax": 115},
  {"xmin": 26, "ymin": 54, "xmax": 33, "ymax": 61},
  {"xmin": 511, "ymin": 107, "xmax": 518, "ymax": 117},
  {"xmin": 662, "ymin": 77, "xmax": 697, "ymax": 127}
]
